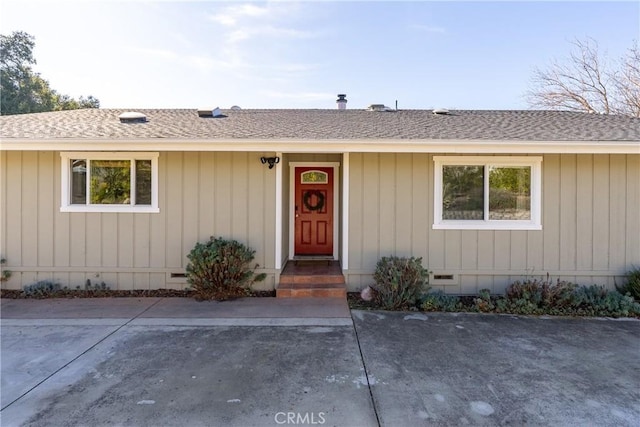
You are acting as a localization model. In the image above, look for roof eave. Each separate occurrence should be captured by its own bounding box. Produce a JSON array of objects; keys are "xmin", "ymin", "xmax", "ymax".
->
[{"xmin": 1, "ymin": 138, "xmax": 639, "ymax": 154}]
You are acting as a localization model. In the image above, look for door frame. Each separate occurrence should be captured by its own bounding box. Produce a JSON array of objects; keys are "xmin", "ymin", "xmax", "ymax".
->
[{"xmin": 289, "ymin": 162, "xmax": 340, "ymax": 260}]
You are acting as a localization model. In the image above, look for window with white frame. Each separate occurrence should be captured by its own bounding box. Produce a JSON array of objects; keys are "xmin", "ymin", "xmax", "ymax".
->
[
  {"xmin": 433, "ymin": 156, "xmax": 542, "ymax": 230},
  {"xmin": 60, "ymin": 152, "xmax": 159, "ymax": 212}
]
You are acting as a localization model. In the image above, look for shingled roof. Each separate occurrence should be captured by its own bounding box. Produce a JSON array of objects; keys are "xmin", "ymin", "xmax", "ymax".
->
[{"xmin": 1, "ymin": 108, "xmax": 639, "ymax": 141}]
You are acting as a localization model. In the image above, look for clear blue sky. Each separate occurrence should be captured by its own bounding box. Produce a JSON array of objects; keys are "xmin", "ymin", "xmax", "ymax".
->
[{"xmin": 1, "ymin": 1, "xmax": 638, "ymax": 110}]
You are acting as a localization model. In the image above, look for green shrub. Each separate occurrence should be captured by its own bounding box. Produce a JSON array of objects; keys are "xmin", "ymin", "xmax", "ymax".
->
[
  {"xmin": 23, "ymin": 280, "xmax": 61, "ymax": 298},
  {"xmin": 571, "ymin": 285, "xmax": 640, "ymax": 317},
  {"xmin": 473, "ymin": 288, "xmax": 495, "ymax": 312},
  {"xmin": 499, "ymin": 278, "xmax": 577, "ymax": 315},
  {"xmin": 83, "ymin": 279, "xmax": 109, "ymax": 291},
  {"xmin": 186, "ymin": 236, "xmax": 266, "ymax": 301},
  {"xmin": 372, "ymin": 256, "xmax": 430, "ymax": 310},
  {"xmin": 497, "ymin": 277, "xmax": 640, "ymax": 317},
  {"xmin": 617, "ymin": 267, "xmax": 640, "ymax": 301},
  {"xmin": 421, "ymin": 290, "xmax": 461, "ymax": 312},
  {"xmin": 1, "ymin": 257, "xmax": 11, "ymax": 283}
]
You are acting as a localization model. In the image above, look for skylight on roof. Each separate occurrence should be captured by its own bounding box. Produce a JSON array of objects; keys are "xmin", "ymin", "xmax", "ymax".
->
[
  {"xmin": 119, "ymin": 112, "xmax": 147, "ymax": 123},
  {"xmin": 197, "ymin": 107, "xmax": 227, "ymax": 118}
]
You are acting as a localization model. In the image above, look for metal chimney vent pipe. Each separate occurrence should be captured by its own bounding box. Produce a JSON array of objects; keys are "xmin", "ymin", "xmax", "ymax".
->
[{"xmin": 336, "ymin": 94, "xmax": 347, "ymax": 110}]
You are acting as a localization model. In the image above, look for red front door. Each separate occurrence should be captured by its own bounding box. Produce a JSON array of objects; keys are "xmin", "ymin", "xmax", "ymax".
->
[{"xmin": 294, "ymin": 167, "xmax": 333, "ymax": 256}]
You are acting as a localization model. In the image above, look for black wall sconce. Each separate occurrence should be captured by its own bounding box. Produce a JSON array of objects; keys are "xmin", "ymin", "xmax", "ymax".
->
[{"xmin": 260, "ymin": 156, "xmax": 280, "ymax": 169}]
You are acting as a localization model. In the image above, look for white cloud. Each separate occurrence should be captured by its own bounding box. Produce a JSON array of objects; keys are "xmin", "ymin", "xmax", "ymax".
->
[
  {"xmin": 234, "ymin": 4, "xmax": 269, "ymax": 17},
  {"xmin": 208, "ymin": 3, "xmax": 269, "ymax": 27},
  {"xmin": 210, "ymin": 14, "xmax": 236, "ymax": 26},
  {"xmin": 194, "ymin": 2, "xmax": 325, "ymax": 83},
  {"xmin": 207, "ymin": 2, "xmax": 319, "ymax": 43},
  {"xmin": 227, "ymin": 25, "xmax": 316, "ymax": 42}
]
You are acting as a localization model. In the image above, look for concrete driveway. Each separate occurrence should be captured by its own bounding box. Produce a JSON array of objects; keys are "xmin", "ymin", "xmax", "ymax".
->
[
  {"xmin": 1, "ymin": 298, "xmax": 639, "ymax": 426},
  {"xmin": 352, "ymin": 311, "xmax": 640, "ymax": 427}
]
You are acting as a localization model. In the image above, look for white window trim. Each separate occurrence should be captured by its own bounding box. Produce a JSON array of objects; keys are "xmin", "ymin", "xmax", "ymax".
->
[
  {"xmin": 60, "ymin": 152, "xmax": 159, "ymax": 213},
  {"xmin": 433, "ymin": 156, "xmax": 542, "ymax": 230}
]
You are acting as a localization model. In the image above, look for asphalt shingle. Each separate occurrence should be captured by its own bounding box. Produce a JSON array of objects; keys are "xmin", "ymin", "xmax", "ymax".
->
[{"xmin": 1, "ymin": 108, "xmax": 639, "ymax": 141}]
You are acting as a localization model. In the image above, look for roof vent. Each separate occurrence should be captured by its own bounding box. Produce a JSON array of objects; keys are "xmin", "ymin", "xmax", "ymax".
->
[
  {"xmin": 336, "ymin": 94, "xmax": 347, "ymax": 110},
  {"xmin": 433, "ymin": 108, "xmax": 450, "ymax": 115},
  {"xmin": 367, "ymin": 104, "xmax": 392, "ymax": 112},
  {"xmin": 198, "ymin": 107, "xmax": 227, "ymax": 118},
  {"xmin": 119, "ymin": 112, "xmax": 147, "ymax": 123},
  {"xmin": 230, "ymin": 105, "xmax": 242, "ymax": 110}
]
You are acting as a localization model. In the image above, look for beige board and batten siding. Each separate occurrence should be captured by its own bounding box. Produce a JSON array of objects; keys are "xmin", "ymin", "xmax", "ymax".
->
[
  {"xmin": 0, "ymin": 151, "xmax": 277, "ymax": 290},
  {"xmin": 345, "ymin": 153, "xmax": 640, "ymax": 294}
]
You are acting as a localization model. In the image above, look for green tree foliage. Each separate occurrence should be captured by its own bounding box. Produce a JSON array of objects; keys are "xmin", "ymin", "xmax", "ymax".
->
[{"xmin": 1, "ymin": 31, "xmax": 100, "ymax": 115}]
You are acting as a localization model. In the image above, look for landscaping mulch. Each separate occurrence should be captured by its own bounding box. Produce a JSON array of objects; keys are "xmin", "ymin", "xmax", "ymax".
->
[{"xmin": 0, "ymin": 289, "xmax": 275, "ymax": 300}]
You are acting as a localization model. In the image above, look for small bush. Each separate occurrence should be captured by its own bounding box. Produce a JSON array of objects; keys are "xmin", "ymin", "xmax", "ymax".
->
[
  {"xmin": 1, "ymin": 257, "xmax": 12, "ymax": 283},
  {"xmin": 498, "ymin": 278, "xmax": 640, "ymax": 317},
  {"xmin": 421, "ymin": 290, "xmax": 461, "ymax": 312},
  {"xmin": 617, "ymin": 267, "xmax": 640, "ymax": 301},
  {"xmin": 473, "ymin": 288, "xmax": 496, "ymax": 312},
  {"xmin": 372, "ymin": 256, "xmax": 430, "ymax": 310},
  {"xmin": 83, "ymin": 279, "xmax": 109, "ymax": 291},
  {"xmin": 23, "ymin": 281, "xmax": 61, "ymax": 297},
  {"xmin": 186, "ymin": 236, "xmax": 266, "ymax": 301},
  {"xmin": 499, "ymin": 277, "xmax": 577, "ymax": 315},
  {"xmin": 571, "ymin": 285, "xmax": 640, "ymax": 317}
]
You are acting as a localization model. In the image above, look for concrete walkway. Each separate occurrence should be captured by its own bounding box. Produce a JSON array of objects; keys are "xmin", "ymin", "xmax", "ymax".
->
[{"xmin": 2, "ymin": 297, "xmax": 639, "ymax": 426}]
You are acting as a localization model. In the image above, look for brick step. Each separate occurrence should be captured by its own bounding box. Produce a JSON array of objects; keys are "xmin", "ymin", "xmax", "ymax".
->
[
  {"xmin": 279, "ymin": 274, "xmax": 345, "ymax": 285},
  {"xmin": 276, "ymin": 282, "xmax": 347, "ymax": 298}
]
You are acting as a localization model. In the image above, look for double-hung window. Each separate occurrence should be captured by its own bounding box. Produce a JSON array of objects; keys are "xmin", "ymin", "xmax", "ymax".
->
[
  {"xmin": 61, "ymin": 152, "xmax": 159, "ymax": 213},
  {"xmin": 433, "ymin": 156, "xmax": 542, "ymax": 230}
]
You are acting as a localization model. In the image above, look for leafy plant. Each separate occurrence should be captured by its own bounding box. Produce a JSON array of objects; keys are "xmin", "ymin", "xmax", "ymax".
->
[
  {"xmin": 421, "ymin": 290, "xmax": 461, "ymax": 312},
  {"xmin": 84, "ymin": 278, "xmax": 109, "ymax": 291},
  {"xmin": 571, "ymin": 285, "xmax": 640, "ymax": 317},
  {"xmin": 1, "ymin": 257, "xmax": 12, "ymax": 283},
  {"xmin": 498, "ymin": 277, "xmax": 577, "ymax": 315},
  {"xmin": 496, "ymin": 277, "xmax": 640, "ymax": 317},
  {"xmin": 617, "ymin": 267, "xmax": 640, "ymax": 301},
  {"xmin": 473, "ymin": 288, "xmax": 495, "ymax": 312},
  {"xmin": 186, "ymin": 236, "xmax": 266, "ymax": 301},
  {"xmin": 22, "ymin": 280, "xmax": 61, "ymax": 298},
  {"xmin": 372, "ymin": 256, "xmax": 430, "ymax": 310}
]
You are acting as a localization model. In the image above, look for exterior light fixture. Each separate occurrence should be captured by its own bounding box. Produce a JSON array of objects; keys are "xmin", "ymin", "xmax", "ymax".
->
[{"xmin": 260, "ymin": 156, "xmax": 280, "ymax": 169}]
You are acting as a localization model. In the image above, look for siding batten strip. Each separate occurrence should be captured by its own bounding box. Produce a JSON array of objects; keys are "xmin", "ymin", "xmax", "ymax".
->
[
  {"xmin": 274, "ymin": 152, "xmax": 283, "ymax": 269},
  {"xmin": 342, "ymin": 153, "xmax": 349, "ymax": 270}
]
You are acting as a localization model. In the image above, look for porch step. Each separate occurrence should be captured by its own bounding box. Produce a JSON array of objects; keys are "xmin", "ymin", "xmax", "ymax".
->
[
  {"xmin": 277, "ymin": 260, "xmax": 346, "ymax": 298},
  {"xmin": 279, "ymin": 274, "xmax": 345, "ymax": 285},
  {"xmin": 276, "ymin": 282, "xmax": 347, "ymax": 298}
]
